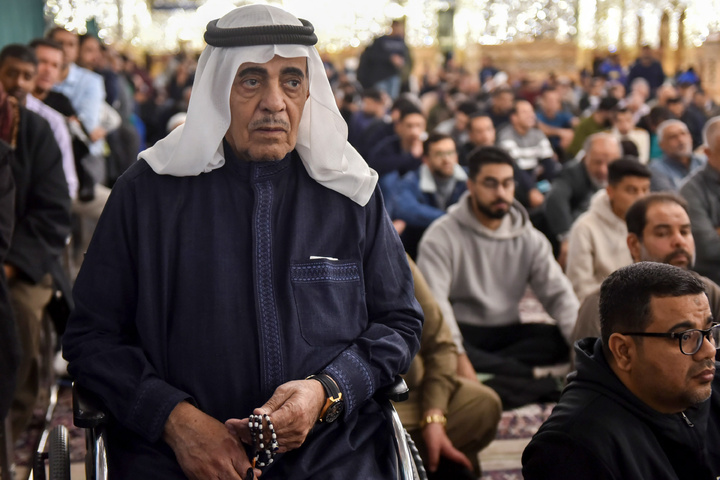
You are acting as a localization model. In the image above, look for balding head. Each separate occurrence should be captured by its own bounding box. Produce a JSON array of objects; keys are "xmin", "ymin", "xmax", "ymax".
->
[
  {"xmin": 583, "ymin": 133, "xmax": 622, "ymax": 187},
  {"xmin": 703, "ymin": 116, "xmax": 720, "ymax": 169}
]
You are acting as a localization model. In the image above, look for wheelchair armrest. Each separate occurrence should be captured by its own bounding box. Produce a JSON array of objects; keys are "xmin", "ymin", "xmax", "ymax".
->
[
  {"xmin": 376, "ymin": 377, "xmax": 409, "ymax": 403},
  {"xmin": 73, "ymin": 382, "xmax": 108, "ymax": 429}
]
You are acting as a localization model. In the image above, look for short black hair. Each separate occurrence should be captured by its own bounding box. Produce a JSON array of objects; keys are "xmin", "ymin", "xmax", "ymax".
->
[
  {"xmin": 467, "ymin": 146, "xmax": 514, "ymax": 180},
  {"xmin": 0, "ymin": 44, "xmax": 37, "ymax": 69},
  {"xmin": 607, "ymin": 157, "xmax": 651, "ymax": 186},
  {"xmin": 423, "ymin": 132, "xmax": 453, "ymax": 156},
  {"xmin": 468, "ymin": 112, "xmax": 492, "ymax": 127},
  {"xmin": 456, "ymin": 100, "xmax": 479, "ymax": 117},
  {"xmin": 398, "ymin": 103, "xmax": 423, "ymax": 122},
  {"xmin": 78, "ymin": 33, "xmax": 100, "ymax": 47},
  {"xmin": 648, "ymin": 106, "xmax": 671, "ymax": 128},
  {"xmin": 625, "ymin": 192, "xmax": 689, "ymax": 240},
  {"xmin": 390, "ymin": 97, "xmax": 417, "ymax": 114},
  {"xmin": 28, "ymin": 38, "xmax": 64, "ymax": 53},
  {"xmin": 598, "ymin": 96, "xmax": 619, "ymax": 111},
  {"xmin": 600, "ymin": 262, "xmax": 706, "ymax": 358},
  {"xmin": 361, "ymin": 87, "xmax": 383, "ymax": 102},
  {"xmin": 509, "ymin": 99, "xmax": 531, "ymax": 116},
  {"xmin": 620, "ymin": 140, "xmax": 640, "ymax": 158}
]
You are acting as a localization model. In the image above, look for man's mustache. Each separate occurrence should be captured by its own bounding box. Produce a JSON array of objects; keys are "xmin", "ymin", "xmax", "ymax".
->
[
  {"xmin": 250, "ymin": 117, "xmax": 290, "ymax": 130},
  {"xmin": 689, "ymin": 359, "xmax": 716, "ymax": 378},
  {"xmin": 663, "ymin": 248, "xmax": 692, "ymax": 265}
]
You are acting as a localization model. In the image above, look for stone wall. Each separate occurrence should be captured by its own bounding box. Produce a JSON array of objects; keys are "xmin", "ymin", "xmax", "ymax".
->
[{"xmin": 695, "ymin": 38, "xmax": 720, "ymax": 103}]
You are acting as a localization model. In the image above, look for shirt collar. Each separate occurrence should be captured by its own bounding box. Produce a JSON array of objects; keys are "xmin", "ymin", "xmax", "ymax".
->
[{"xmin": 661, "ymin": 153, "xmax": 705, "ymax": 172}]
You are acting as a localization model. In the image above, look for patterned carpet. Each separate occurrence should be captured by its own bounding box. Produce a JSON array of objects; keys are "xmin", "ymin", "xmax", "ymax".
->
[{"xmin": 479, "ymin": 403, "xmax": 555, "ymax": 479}]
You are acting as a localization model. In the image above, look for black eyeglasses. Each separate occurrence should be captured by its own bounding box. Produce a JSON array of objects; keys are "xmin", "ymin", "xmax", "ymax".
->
[
  {"xmin": 478, "ymin": 178, "xmax": 517, "ymax": 191},
  {"xmin": 621, "ymin": 323, "xmax": 720, "ymax": 356}
]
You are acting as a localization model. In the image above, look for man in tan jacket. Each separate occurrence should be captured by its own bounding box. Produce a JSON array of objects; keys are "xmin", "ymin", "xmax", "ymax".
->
[{"xmin": 397, "ymin": 256, "xmax": 502, "ymax": 478}]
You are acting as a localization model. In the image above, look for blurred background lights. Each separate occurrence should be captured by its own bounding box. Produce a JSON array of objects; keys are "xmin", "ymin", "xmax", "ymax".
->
[{"xmin": 41, "ymin": 0, "xmax": 720, "ymax": 53}]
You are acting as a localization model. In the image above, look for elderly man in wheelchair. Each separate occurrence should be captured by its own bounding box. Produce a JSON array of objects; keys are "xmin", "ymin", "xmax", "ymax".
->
[{"xmin": 54, "ymin": 5, "xmax": 425, "ymax": 479}]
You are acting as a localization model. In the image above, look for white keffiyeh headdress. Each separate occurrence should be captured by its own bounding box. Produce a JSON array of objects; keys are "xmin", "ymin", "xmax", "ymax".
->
[{"xmin": 139, "ymin": 4, "xmax": 377, "ymax": 206}]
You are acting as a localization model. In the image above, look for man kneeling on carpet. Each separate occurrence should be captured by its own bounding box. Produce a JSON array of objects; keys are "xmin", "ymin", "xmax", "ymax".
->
[{"xmin": 523, "ymin": 262, "xmax": 720, "ymax": 479}]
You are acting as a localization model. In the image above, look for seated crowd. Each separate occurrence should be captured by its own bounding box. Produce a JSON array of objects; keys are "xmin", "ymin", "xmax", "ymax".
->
[
  {"xmin": 341, "ymin": 46, "xmax": 720, "ymax": 477},
  {"xmin": 2, "ymin": 21, "xmax": 720, "ymax": 479}
]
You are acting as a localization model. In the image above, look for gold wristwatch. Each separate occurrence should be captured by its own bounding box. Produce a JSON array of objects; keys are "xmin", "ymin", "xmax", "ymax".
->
[
  {"xmin": 307, "ymin": 373, "xmax": 344, "ymax": 423},
  {"xmin": 420, "ymin": 414, "xmax": 447, "ymax": 428}
]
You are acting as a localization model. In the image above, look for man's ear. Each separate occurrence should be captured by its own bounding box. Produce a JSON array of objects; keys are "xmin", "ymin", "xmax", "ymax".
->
[
  {"xmin": 608, "ymin": 333, "xmax": 636, "ymax": 372},
  {"xmin": 606, "ymin": 183, "xmax": 614, "ymax": 199},
  {"xmin": 627, "ymin": 233, "xmax": 641, "ymax": 262}
]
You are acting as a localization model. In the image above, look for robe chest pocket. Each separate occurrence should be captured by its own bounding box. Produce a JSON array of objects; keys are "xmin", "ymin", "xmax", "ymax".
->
[{"xmin": 290, "ymin": 261, "xmax": 366, "ymax": 346}]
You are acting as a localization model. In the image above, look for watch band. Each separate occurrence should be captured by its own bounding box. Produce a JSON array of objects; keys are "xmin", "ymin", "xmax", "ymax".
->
[{"xmin": 307, "ymin": 373, "xmax": 343, "ymax": 422}]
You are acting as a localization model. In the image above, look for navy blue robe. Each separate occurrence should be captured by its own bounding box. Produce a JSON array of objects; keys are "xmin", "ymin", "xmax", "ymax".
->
[{"xmin": 63, "ymin": 145, "xmax": 423, "ymax": 479}]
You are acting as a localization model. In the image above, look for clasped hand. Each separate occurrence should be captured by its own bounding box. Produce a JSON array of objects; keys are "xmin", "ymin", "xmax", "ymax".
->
[
  {"xmin": 226, "ymin": 379, "xmax": 326, "ymax": 454},
  {"xmin": 163, "ymin": 380, "xmax": 324, "ymax": 480}
]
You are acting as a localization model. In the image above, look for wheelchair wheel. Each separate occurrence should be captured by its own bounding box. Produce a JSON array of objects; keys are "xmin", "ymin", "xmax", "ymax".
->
[
  {"xmin": 48, "ymin": 425, "xmax": 71, "ymax": 480},
  {"xmin": 404, "ymin": 431, "xmax": 427, "ymax": 480}
]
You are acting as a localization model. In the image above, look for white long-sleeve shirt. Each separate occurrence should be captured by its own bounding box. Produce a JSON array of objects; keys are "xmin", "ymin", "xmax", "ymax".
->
[{"xmin": 26, "ymin": 94, "xmax": 78, "ymax": 199}]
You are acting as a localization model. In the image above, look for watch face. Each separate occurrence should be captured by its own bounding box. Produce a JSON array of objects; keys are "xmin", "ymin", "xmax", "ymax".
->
[{"xmin": 324, "ymin": 402, "xmax": 344, "ymax": 423}]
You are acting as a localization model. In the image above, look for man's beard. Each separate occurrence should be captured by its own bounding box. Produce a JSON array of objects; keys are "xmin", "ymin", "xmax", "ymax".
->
[
  {"xmin": 589, "ymin": 175, "xmax": 608, "ymax": 189},
  {"xmin": 661, "ymin": 248, "xmax": 694, "ymax": 268},
  {"xmin": 474, "ymin": 197, "xmax": 510, "ymax": 220},
  {"xmin": 640, "ymin": 246, "xmax": 694, "ymax": 269}
]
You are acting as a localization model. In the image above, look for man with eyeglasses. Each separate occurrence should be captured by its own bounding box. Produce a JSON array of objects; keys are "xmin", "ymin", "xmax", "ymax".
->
[
  {"xmin": 523, "ymin": 262, "xmax": 720, "ymax": 479},
  {"xmin": 392, "ymin": 133, "xmax": 468, "ymax": 258},
  {"xmin": 417, "ymin": 146, "xmax": 578, "ymax": 408}
]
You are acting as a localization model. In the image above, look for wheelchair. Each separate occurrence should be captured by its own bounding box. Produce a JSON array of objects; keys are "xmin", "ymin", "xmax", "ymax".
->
[{"xmin": 36, "ymin": 378, "xmax": 427, "ymax": 480}]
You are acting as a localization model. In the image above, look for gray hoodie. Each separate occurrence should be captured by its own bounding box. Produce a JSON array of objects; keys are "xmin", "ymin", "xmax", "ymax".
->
[{"xmin": 417, "ymin": 191, "xmax": 579, "ymax": 352}]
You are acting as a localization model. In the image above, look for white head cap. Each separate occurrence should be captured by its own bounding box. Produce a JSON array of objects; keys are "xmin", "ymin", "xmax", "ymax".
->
[{"xmin": 139, "ymin": 4, "xmax": 378, "ymax": 206}]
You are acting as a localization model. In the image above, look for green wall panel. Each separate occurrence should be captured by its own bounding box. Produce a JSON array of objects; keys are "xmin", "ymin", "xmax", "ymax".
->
[{"xmin": 0, "ymin": 0, "xmax": 47, "ymax": 50}]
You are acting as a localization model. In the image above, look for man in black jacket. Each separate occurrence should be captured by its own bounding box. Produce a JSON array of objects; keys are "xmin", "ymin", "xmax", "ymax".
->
[
  {"xmin": 0, "ymin": 139, "xmax": 18, "ymax": 422},
  {"xmin": 542, "ymin": 132, "xmax": 621, "ymax": 265},
  {"xmin": 523, "ymin": 262, "xmax": 720, "ymax": 480},
  {"xmin": 357, "ymin": 19, "xmax": 411, "ymax": 100},
  {"xmin": 0, "ymin": 51, "xmax": 71, "ymax": 438}
]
